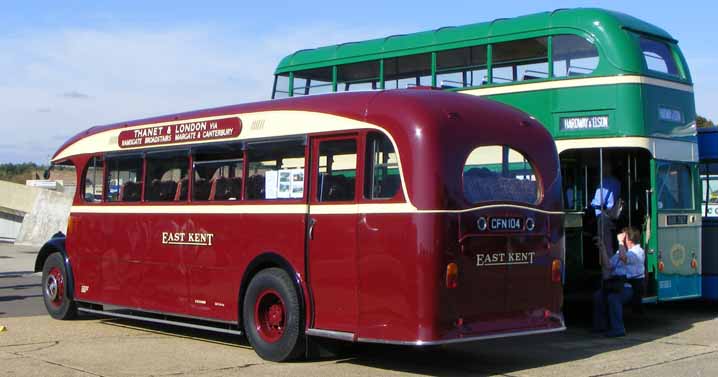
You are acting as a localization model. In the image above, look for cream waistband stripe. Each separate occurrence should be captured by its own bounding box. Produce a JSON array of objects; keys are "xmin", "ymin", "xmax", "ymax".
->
[{"xmin": 70, "ymin": 203, "xmax": 562, "ymax": 215}]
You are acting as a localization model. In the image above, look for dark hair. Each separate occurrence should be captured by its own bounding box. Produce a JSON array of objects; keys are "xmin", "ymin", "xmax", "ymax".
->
[{"xmin": 621, "ymin": 226, "xmax": 641, "ymax": 244}]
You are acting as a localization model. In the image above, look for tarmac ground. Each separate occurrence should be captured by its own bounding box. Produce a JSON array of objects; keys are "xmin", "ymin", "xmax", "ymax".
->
[{"xmin": 1, "ymin": 242, "xmax": 717, "ymax": 377}]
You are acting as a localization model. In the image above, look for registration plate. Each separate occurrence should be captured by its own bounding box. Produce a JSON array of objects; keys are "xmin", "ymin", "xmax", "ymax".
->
[{"xmin": 489, "ymin": 217, "xmax": 524, "ymax": 231}]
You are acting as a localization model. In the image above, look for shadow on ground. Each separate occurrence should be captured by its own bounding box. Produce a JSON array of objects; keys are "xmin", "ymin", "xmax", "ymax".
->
[{"xmin": 73, "ymin": 299, "xmax": 717, "ymax": 376}]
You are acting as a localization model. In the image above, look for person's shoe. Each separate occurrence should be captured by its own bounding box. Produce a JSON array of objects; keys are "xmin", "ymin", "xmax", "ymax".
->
[
  {"xmin": 591, "ymin": 327, "xmax": 607, "ymax": 334},
  {"xmin": 604, "ymin": 331, "xmax": 625, "ymax": 338}
]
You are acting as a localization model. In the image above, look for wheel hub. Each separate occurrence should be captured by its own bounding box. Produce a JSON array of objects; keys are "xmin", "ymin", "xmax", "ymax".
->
[
  {"xmin": 255, "ymin": 289, "xmax": 286, "ymax": 343},
  {"xmin": 46, "ymin": 267, "xmax": 64, "ymax": 307}
]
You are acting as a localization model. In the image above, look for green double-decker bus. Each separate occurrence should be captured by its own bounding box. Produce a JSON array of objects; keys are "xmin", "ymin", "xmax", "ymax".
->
[{"xmin": 271, "ymin": 8, "xmax": 700, "ymax": 302}]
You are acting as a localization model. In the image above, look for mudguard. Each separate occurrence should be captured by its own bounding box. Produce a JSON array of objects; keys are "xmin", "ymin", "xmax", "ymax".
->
[{"xmin": 34, "ymin": 232, "xmax": 75, "ymax": 300}]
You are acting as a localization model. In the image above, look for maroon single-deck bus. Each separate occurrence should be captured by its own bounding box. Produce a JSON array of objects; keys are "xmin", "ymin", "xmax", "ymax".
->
[{"xmin": 36, "ymin": 89, "xmax": 565, "ymax": 361}]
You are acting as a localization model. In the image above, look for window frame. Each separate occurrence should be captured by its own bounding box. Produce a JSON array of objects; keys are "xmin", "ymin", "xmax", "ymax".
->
[{"xmin": 81, "ymin": 154, "xmax": 105, "ymax": 204}]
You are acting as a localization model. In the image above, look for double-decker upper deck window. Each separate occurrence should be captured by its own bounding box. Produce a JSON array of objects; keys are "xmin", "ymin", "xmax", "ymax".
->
[
  {"xmin": 106, "ymin": 156, "xmax": 143, "ymax": 202},
  {"xmin": 364, "ymin": 132, "xmax": 400, "ymax": 199},
  {"xmin": 246, "ymin": 139, "xmax": 305, "ymax": 200},
  {"xmin": 273, "ymin": 74, "xmax": 291, "ymax": 99},
  {"xmin": 638, "ymin": 36, "xmax": 680, "ymax": 76},
  {"xmin": 293, "ymin": 67, "xmax": 333, "ymax": 96},
  {"xmin": 337, "ymin": 61, "xmax": 380, "ymax": 92},
  {"xmin": 657, "ymin": 162, "xmax": 693, "ymax": 210},
  {"xmin": 436, "ymin": 45, "xmax": 488, "ymax": 88},
  {"xmin": 144, "ymin": 151, "xmax": 189, "ymax": 202},
  {"xmin": 83, "ymin": 156, "xmax": 104, "ymax": 202},
  {"xmin": 552, "ymin": 34, "xmax": 599, "ymax": 77},
  {"xmin": 463, "ymin": 146, "xmax": 538, "ymax": 204},
  {"xmin": 384, "ymin": 53, "xmax": 432, "ymax": 89},
  {"xmin": 193, "ymin": 143, "xmax": 244, "ymax": 201},
  {"xmin": 491, "ymin": 37, "xmax": 548, "ymax": 83}
]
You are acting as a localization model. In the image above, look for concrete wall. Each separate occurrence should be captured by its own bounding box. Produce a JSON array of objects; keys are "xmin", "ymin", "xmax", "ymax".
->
[
  {"xmin": 0, "ymin": 181, "xmax": 40, "ymax": 214},
  {"xmin": 14, "ymin": 189, "xmax": 73, "ymax": 247},
  {"xmin": 0, "ymin": 215, "xmax": 23, "ymax": 242}
]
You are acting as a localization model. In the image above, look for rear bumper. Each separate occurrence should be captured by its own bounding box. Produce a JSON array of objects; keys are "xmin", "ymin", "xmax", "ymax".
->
[{"xmin": 356, "ymin": 321, "xmax": 566, "ymax": 346}]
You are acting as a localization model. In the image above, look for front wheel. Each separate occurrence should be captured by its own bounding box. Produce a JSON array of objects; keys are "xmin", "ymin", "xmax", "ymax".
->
[
  {"xmin": 242, "ymin": 267, "xmax": 304, "ymax": 361},
  {"xmin": 41, "ymin": 253, "xmax": 77, "ymax": 320}
]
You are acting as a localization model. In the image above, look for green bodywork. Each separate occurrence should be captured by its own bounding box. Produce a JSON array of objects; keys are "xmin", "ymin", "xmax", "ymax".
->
[
  {"xmin": 275, "ymin": 8, "xmax": 690, "ymax": 82},
  {"xmin": 273, "ymin": 8, "xmax": 700, "ymax": 300}
]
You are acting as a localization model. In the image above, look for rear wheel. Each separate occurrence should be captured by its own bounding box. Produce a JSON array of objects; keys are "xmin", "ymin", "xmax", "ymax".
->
[
  {"xmin": 242, "ymin": 268, "xmax": 304, "ymax": 361},
  {"xmin": 42, "ymin": 253, "xmax": 77, "ymax": 320}
]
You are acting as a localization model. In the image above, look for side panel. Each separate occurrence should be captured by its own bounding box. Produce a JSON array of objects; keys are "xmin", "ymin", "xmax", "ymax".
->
[
  {"xmin": 71, "ymin": 210, "xmax": 307, "ymax": 322},
  {"xmin": 356, "ymin": 213, "xmax": 426, "ymax": 341}
]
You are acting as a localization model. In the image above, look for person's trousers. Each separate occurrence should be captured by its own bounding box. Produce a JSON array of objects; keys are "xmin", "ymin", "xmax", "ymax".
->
[{"xmin": 593, "ymin": 286, "xmax": 634, "ymax": 335}]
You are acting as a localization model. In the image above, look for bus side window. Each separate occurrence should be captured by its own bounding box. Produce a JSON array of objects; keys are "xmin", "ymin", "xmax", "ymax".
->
[
  {"xmin": 337, "ymin": 61, "xmax": 380, "ymax": 92},
  {"xmin": 436, "ymin": 45, "xmax": 488, "ymax": 88},
  {"xmin": 293, "ymin": 67, "xmax": 333, "ymax": 96},
  {"xmin": 144, "ymin": 151, "xmax": 188, "ymax": 202},
  {"xmin": 83, "ymin": 156, "xmax": 104, "ymax": 203},
  {"xmin": 105, "ymin": 156, "xmax": 143, "ymax": 202},
  {"xmin": 246, "ymin": 139, "xmax": 306, "ymax": 200},
  {"xmin": 317, "ymin": 139, "xmax": 357, "ymax": 202},
  {"xmin": 492, "ymin": 37, "xmax": 548, "ymax": 83},
  {"xmin": 364, "ymin": 132, "xmax": 400, "ymax": 199},
  {"xmin": 384, "ymin": 53, "xmax": 432, "ymax": 89},
  {"xmin": 552, "ymin": 34, "xmax": 599, "ymax": 78},
  {"xmin": 193, "ymin": 143, "xmax": 244, "ymax": 201}
]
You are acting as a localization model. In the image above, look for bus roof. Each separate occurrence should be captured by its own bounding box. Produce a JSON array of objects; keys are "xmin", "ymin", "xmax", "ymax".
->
[
  {"xmin": 52, "ymin": 90, "xmax": 561, "ymax": 210},
  {"xmin": 275, "ymin": 8, "xmax": 676, "ymax": 74}
]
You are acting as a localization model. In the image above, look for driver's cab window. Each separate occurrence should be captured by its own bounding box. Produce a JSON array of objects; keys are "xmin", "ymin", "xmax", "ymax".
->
[{"xmin": 83, "ymin": 156, "xmax": 104, "ymax": 203}]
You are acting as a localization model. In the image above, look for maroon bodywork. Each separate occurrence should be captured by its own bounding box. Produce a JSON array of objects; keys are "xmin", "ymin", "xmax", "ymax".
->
[{"xmin": 57, "ymin": 89, "xmax": 564, "ymax": 344}]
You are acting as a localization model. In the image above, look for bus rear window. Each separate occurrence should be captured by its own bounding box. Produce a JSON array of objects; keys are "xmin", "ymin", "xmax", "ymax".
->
[
  {"xmin": 463, "ymin": 146, "xmax": 538, "ymax": 204},
  {"xmin": 638, "ymin": 36, "xmax": 680, "ymax": 76}
]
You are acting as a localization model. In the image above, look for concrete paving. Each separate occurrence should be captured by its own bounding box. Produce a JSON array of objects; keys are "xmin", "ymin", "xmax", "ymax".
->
[{"xmin": 1, "ymin": 243, "xmax": 718, "ymax": 376}]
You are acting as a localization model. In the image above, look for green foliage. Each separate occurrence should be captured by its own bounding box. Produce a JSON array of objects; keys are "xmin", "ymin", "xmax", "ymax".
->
[
  {"xmin": 697, "ymin": 115, "xmax": 715, "ymax": 128},
  {"xmin": 0, "ymin": 162, "xmax": 49, "ymax": 184}
]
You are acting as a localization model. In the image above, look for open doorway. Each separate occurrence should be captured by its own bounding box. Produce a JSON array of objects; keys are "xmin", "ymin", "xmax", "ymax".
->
[{"xmin": 560, "ymin": 148, "xmax": 653, "ymax": 297}]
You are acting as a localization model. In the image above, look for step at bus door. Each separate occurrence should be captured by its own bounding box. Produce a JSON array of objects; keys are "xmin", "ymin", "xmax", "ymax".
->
[{"xmin": 307, "ymin": 135, "xmax": 359, "ymax": 333}]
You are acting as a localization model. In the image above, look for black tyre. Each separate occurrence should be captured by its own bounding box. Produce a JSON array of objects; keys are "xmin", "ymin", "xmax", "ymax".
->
[
  {"xmin": 41, "ymin": 253, "xmax": 77, "ymax": 320},
  {"xmin": 242, "ymin": 268, "xmax": 304, "ymax": 361}
]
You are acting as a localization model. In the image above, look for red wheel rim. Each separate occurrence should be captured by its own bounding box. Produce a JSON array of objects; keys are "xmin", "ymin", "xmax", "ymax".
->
[
  {"xmin": 254, "ymin": 289, "xmax": 286, "ymax": 343},
  {"xmin": 46, "ymin": 267, "xmax": 65, "ymax": 308}
]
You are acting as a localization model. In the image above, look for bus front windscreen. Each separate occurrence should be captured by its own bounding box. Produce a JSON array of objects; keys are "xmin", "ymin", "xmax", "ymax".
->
[
  {"xmin": 463, "ymin": 145, "xmax": 538, "ymax": 204},
  {"xmin": 656, "ymin": 162, "xmax": 693, "ymax": 210}
]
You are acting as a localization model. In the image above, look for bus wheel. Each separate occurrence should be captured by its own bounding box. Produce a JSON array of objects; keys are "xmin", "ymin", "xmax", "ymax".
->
[
  {"xmin": 42, "ymin": 253, "xmax": 77, "ymax": 320},
  {"xmin": 242, "ymin": 268, "xmax": 304, "ymax": 361}
]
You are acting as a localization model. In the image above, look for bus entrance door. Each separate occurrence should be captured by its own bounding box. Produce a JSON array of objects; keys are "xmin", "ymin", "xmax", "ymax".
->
[{"xmin": 307, "ymin": 136, "xmax": 359, "ymax": 333}]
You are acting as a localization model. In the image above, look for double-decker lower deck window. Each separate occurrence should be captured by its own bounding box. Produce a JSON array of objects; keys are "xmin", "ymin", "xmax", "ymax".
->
[
  {"xmin": 246, "ymin": 139, "xmax": 306, "ymax": 200},
  {"xmin": 463, "ymin": 145, "xmax": 538, "ymax": 204},
  {"xmin": 106, "ymin": 156, "xmax": 143, "ymax": 202}
]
